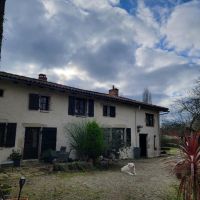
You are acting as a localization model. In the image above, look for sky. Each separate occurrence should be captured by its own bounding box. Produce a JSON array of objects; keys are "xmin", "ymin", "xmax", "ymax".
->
[{"xmin": 1, "ymin": 0, "xmax": 200, "ymax": 108}]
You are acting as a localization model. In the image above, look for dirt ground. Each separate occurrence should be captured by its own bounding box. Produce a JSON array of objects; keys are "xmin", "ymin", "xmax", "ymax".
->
[{"xmin": 0, "ymin": 157, "xmax": 178, "ymax": 200}]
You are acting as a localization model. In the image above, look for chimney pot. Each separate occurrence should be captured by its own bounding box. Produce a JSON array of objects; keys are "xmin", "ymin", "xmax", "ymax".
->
[
  {"xmin": 38, "ymin": 74, "xmax": 47, "ymax": 81},
  {"xmin": 109, "ymin": 85, "xmax": 119, "ymax": 97}
]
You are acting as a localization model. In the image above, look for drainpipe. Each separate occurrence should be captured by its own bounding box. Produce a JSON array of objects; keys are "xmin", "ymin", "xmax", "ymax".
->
[{"xmin": 38, "ymin": 127, "xmax": 43, "ymax": 159}]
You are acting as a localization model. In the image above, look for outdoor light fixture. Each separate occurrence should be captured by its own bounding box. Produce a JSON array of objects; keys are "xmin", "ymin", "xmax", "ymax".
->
[
  {"xmin": 18, "ymin": 176, "xmax": 26, "ymax": 200},
  {"xmin": 137, "ymin": 125, "xmax": 143, "ymax": 133}
]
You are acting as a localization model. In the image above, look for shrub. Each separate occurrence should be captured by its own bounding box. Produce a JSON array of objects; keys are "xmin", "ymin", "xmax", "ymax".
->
[
  {"xmin": 161, "ymin": 135, "xmax": 179, "ymax": 147},
  {"xmin": 67, "ymin": 121, "xmax": 105, "ymax": 161},
  {"xmin": 173, "ymin": 133, "xmax": 200, "ymax": 200},
  {"xmin": 53, "ymin": 161, "xmax": 93, "ymax": 172},
  {"xmin": 41, "ymin": 149, "xmax": 57, "ymax": 163},
  {"xmin": 8, "ymin": 149, "xmax": 22, "ymax": 160}
]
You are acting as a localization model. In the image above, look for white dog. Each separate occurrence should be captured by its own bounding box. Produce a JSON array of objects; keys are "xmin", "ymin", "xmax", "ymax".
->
[{"xmin": 121, "ymin": 162, "xmax": 136, "ymax": 176}]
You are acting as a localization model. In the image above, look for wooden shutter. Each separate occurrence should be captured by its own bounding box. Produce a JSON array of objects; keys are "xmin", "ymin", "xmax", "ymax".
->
[
  {"xmin": 0, "ymin": 123, "xmax": 6, "ymax": 146},
  {"xmin": 41, "ymin": 128, "xmax": 57, "ymax": 153},
  {"xmin": 88, "ymin": 99, "xmax": 94, "ymax": 117},
  {"xmin": 5, "ymin": 123, "xmax": 17, "ymax": 147},
  {"xmin": 103, "ymin": 105, "xmax": 107, "ymax": 116},
  {"xmin": 29, "ymin": 94, "xmax": 39, "ymax": 110},
  {"xmin": 110, "ymin": 106, "xmax": 116, "ymax": 117},
  {"xmin": 126, "ymin": 128, "xmax": 131, "ymax": 146},
  {"xmin": 68, "ymin": 96, "xmax": 75, "ymax": 115}
]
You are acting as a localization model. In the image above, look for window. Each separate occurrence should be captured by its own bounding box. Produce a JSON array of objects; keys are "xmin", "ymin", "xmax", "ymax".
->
[
  {"xmin": 146, "ymin": 113, "xmax": 154, "ymax": 127},
  {"xmin": 29, "ymin": 94, "xmax": 50, "ymax": 111},
  {"xmin": 102, "ymin": 127, "xmax": 131, "ymax": 156},
  {"xmin": 68, "ymin": 96, "xmax": 94, "ymax": 117},
  {"xmin": 0, "ymin": 89, "xmax": 4, "ymax": 97},
  {"xmin": 0, "ymin": 123, "xmax": 17, "ymax": 147},
  {"xmin": 40, "ymin": 96, "xmax": 50, "ymax": 111},
  {"xmin": 103, "ymin": 105, "xmax": 116, "ymax": 117},
  {"xmin": 75, "ymin": 98, "xmax": 86, "ymax": 115}
]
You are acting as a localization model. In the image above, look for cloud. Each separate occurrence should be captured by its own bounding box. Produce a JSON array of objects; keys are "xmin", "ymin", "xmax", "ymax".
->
[
  {"xmin": 135, "ymin": 46, "xmax": 188, "ymax": 71},
  {"xmin": 163, "ymin": 1, "xmax": 200, "ymax": 55},
  {"xmin": 1, "ymin": 0, "xmax": 200, "ymax": 109}
]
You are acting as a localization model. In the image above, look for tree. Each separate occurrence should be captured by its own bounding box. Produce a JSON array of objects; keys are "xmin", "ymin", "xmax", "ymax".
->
[
  {"xmin": 142, "ymin": 88, "xmax": 152, "ymax": 104},
  {"xmin": 0, "ymin": 0, "xmax": 6, "ymax": 61},
  {"xmin": 175, "ymin": 79, "xmax": 200, "ymax": 132},
  {"xmin": 67, "ymin": 121, "xmax": 105, "ymax": 162}
]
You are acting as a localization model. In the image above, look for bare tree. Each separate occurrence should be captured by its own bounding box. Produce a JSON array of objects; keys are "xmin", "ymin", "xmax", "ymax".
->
[
  {"xmin": 142, "ymin": 88, "xmax": 152, "ymax": 104},
  {"xmin": 0, "ymin": 0, "xmax": 6, "ymax": 61},
  {"xmin": 175, "ymin": 79, "xmax": 200, "ymax": 132}
]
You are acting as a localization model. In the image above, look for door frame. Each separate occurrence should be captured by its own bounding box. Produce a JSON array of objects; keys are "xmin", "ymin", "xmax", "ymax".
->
[{"xmin": 139, "ymin": 133, "xmax": 148, "ymax": 158}]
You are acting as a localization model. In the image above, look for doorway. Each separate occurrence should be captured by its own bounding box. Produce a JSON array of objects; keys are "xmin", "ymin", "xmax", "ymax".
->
[
  {"xmin": 23, "ymin": 127, "xmax": 57, "ymax": 159},
  {"xmin": 139, "ymin": 134, "xmax": 147, "ymax": 157},
  {"xmin": 23, "ymin": 127, "xmax": 40, "ymax": 159}
]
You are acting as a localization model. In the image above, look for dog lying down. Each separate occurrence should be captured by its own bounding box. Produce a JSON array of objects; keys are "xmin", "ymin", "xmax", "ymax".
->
[{"xmin": 121, "ymin": 163, "xmax": 136, "ymax": 176}]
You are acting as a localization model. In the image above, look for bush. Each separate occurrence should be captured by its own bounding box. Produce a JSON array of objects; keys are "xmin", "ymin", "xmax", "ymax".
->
[
  {"xmin": 67, "ymin": 121, "xmax": 105, "ymax": 161},
  {"xmin": 53, "ymin": 161, "xmax": 94, "ymax": 172},
  {"xmin": 41, "ymin": 149, "xmax": 57, "ymax": 163},
  {"xmin": 161, "ymin": 135, "xmax": 179, "ymax": 147}
]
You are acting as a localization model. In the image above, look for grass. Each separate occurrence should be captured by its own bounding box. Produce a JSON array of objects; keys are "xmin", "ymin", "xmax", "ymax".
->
[
  {"xmin": 0, "ymin": 158, "xmax": 177, "ymax": 200},
  {"xmin": 167, "ymin": 147, "xmax": 179, "ymax": 155}
]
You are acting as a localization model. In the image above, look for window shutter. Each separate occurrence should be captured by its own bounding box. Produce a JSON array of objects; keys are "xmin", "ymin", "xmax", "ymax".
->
[
  {"xmin": 68, "ymin": 96, "xmax": 75, "ymax": 115},
  {"xmin": 5, "ymin": 123, "xmax": 17, "ymax": 147},
  {"xmin": 0, "ymin": 123, "xmax": 6, "ymax": 146},
  {"xmin": 103, "ymin": 105, "xmax": 107, "ymax": 116},
  {"xmin": 126, "ymin": 128, "xmax": 131, "ymax": 146},
  {"xmin": 88, "ymin": 99, "xmax": 94, "ymax": 117},
  {"xmin": 29, "ymin": 94, "xmax": 39, "ymax": 110},
  {"xmin": 110, "ymin": 106, "xmax": 116, "ymax": 117}
]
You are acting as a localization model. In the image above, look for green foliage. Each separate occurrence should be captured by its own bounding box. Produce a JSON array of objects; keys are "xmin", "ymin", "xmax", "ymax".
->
[
  {"xmin": 173, "ymin": 134, "xmax": 200, "ymax": 200},
  {"xmin": 8, "ymin": 149, "xmax": 22, "ymax": 160},
  {"xmin": 161, "ymin": 135, "xmax": 179, "ymax": 147},
  {"xmin": 53, "ymin": 161, "xmax": 94, "ymax": 172},
  {"xmin": 67, "ymin": 121, "xmax": 105, "ymax": 160},
  {"xmin": 41, "ymin": 149, "xmax": 57, "ymax": 163}
]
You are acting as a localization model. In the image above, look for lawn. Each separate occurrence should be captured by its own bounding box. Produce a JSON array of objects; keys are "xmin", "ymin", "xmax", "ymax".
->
[{"xmin": 0, "ymin": 158, "xmax": 178, "ymax": 200}]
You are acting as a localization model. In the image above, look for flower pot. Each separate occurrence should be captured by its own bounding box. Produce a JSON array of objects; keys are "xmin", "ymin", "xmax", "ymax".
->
[{"xmin": 13, "ymin": 159, "xmax": 21, "ymax": 167}]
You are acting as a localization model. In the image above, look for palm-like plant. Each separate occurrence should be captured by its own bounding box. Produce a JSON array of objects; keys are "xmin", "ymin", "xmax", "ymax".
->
[{"xmin": 174, "ymin": 133, "xmax": 200, "ymax": 200}]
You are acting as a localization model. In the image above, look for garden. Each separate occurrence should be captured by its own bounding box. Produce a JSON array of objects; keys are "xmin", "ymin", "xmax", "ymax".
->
[{"xmin": 1, "ymin": 121, "xmax": 200, "ymax": 200}]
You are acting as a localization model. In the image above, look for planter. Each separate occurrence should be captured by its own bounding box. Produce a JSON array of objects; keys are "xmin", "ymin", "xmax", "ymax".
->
[{"xmin": 13, "ymin": 159, "xmax": 21, "ymax": 167}]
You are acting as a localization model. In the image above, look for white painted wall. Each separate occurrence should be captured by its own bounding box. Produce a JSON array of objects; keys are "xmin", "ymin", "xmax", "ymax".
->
[{"xmin": 0, "ymin": 80, "xmax": 161, "ymax": 163}]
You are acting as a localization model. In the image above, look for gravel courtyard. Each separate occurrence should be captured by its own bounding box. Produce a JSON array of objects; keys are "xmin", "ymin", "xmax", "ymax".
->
[{"xmin": 2, "ymin": 157, "xmax": 178, "ymax": 200}]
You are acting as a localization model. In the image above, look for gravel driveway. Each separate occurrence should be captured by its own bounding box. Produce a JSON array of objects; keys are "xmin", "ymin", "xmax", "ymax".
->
[{"xmin": 4, "ymin": 157, "xmax": 178, "ymax": 200}]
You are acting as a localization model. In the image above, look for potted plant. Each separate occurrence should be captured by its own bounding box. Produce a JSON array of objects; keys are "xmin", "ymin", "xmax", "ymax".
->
[{"xmin": 8, "ymin": 150, "xmax": 22, "ymax": 167}]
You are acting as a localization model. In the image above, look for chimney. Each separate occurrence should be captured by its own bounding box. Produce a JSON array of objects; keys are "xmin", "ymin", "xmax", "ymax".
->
[
  {"xmin": 109, "ymin": 85, "xmax": 119, "ymax": 97},
  {"xmin": 38, "ymin": 74, "xmax": 47, "ymax": 81}
]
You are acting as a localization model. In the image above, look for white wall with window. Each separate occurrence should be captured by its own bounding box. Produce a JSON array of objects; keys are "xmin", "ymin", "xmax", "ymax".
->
[{"xmin": 0, "ymin": 79, "xmax": 161, "ymax": 163}]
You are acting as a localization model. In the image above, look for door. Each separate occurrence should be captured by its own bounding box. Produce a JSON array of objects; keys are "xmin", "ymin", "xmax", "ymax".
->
[
  {"xmin": 139, "ymin": 134, "xmax": 147, "ymax": 157},
  {"xmin": 23, "ymin": 127, "xmax": 40, "ymax": 159},
  {"xmin": 41, "ymin": 127, "xmax": 57, "ymax": 154}
]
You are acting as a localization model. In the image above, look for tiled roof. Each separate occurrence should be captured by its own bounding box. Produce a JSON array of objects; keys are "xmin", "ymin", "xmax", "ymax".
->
[{"xmin": 0, "ymin": 71, "xmax": 169, "ymax": 112}]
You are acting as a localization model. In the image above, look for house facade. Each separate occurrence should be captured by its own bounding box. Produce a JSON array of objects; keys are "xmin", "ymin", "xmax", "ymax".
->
[{"xmin": 0, "ymin": 71, "xmax": 168, "ymax": 163}]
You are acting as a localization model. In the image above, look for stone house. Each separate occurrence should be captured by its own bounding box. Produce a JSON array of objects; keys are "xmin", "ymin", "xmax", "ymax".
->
[{"xmin": 0, "ymin": 71, "xmax": 168, "ymax": 163}]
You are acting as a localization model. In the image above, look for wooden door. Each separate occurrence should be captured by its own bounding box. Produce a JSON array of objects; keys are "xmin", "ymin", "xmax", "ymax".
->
[{"xmin": 23, "ymin": 127, "xmax": 40, "ymax": 159}]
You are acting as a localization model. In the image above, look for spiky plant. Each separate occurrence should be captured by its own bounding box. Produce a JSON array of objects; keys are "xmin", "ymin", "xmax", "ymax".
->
[{"xmin": 173, "ymin": 133, "xmax": 200, "ymax": 200}]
